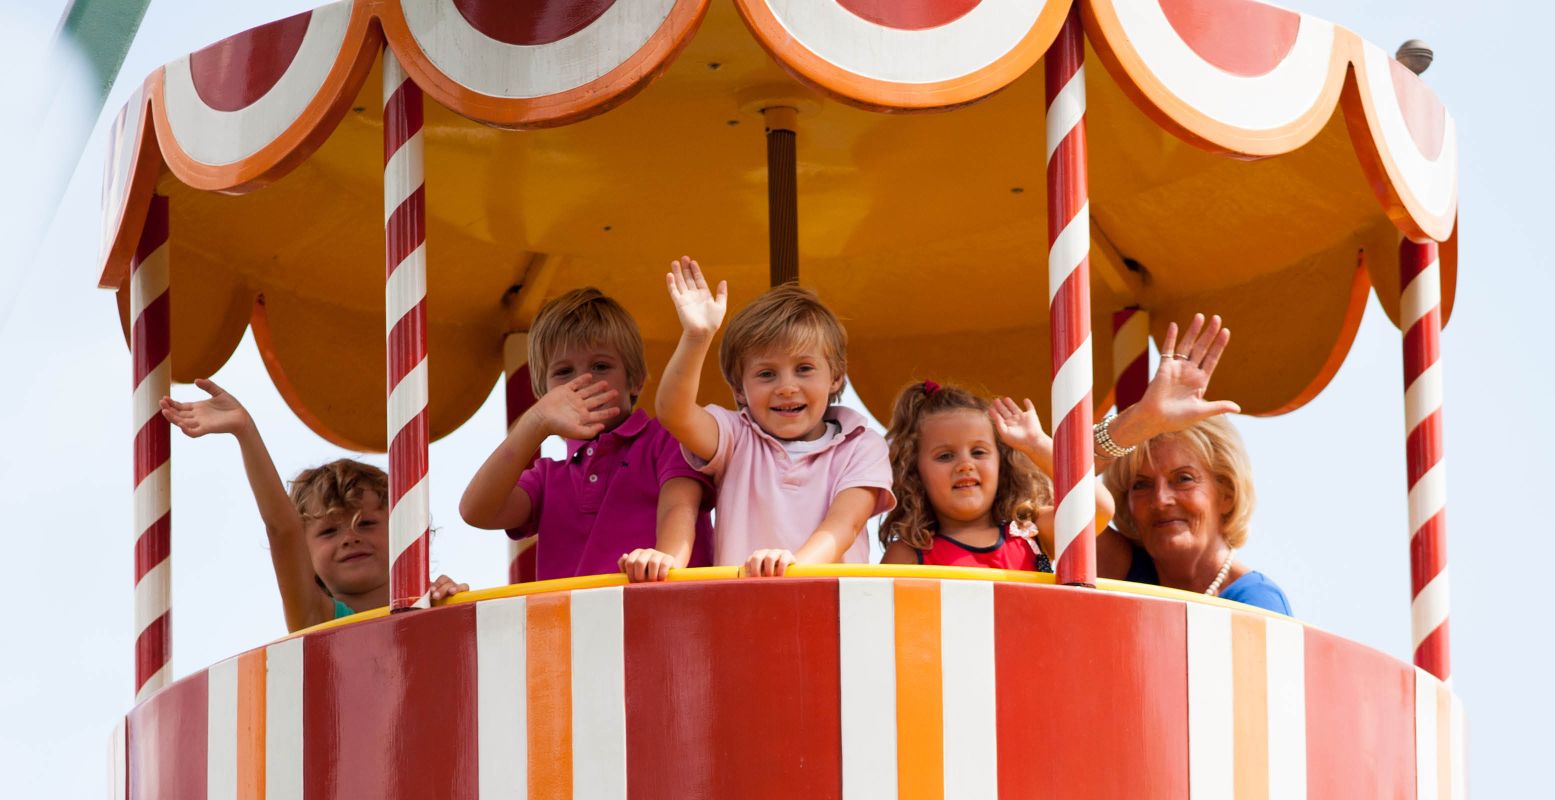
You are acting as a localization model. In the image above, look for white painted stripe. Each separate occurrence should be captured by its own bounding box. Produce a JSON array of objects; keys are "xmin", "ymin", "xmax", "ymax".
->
[
  {"xmin": 1052, "ymin": 472, "xmax": 1096, "ymax": 565},
  {"xmin": 939, "ymin": 580, "xmax": 997, "ymax": 798},
  {"xmin": 382, "ymin": 48, "xmax": 407, "ymax": 108},
  {"xmin": 134, "ymin": 559, "xmax": 171, "ymax": 637},
  {"xmin": 129, "ymin": 244, "xmax": 170, "ymax": 321},
  {"xmin": 571, "ymin": 587, "xmax": 627, "ymax": 799},
  {"xmin": 135, "ymin": 663, "xmax": 171, "ymax": 703},
  {"xmin": 1047, "ymin": 201, "xmax": 1090, "ymax": 300},
  {"xmin": 1402, "ymin": 259, "xmax": 1442, "ymax": 329},
  {"xmin": 1449, "ymin": 693, "xmax": 1466, "ymax": 800},
  {"xmin": 387, "ymin": 359, "xmax": 429, "ymax": 440},
  {"xmin": 1415, "ymin": 667, "xmax": 1439, "ymax": 800},
  {"xmin": 1045, "ymin": 64, "xmax": 1086, "ymax": 161},
  {"xmin": 1411, "ymin": 568, "xmax": 1450, "ymax": 649},
  {"xmin": 132, "ymin": 359, "xmax": 171, "ymax": 431},
  {"xmin": 207, "ymin": 658, "xmax": 238, "ymax": 800},
  {"xmin": 1051, "ymin": 335, "xmax": 1093, "ymax": 424},
  {"xmin": 1265, "ymin": 617, "xmax": 1307, "ymax": 800},
  {"xmin": 388, "ymin": 477, "xmax": 430, "ymax": 563},
  {"xmin": 1187, "ymin": 603, "xmax": 1234, "ymax": 800},
  {"xmin": 383, "ymin": 129, "xmax": 425, "ymax": 224},
  {"xmin": 1112, "ymin": 310, "xmax": 1149, "ymax": 382},
  {"xmin": 838, "ymin": 578, "xmax": 898, "ymax": 800},
  {"xmin": 478, "ymin": 596, "xmax": 528, "ymax": 800},
  {"xmin": 1404, "ymin": 361, "xmax": 1443, "ymax": 435},
  {"xmin": 133, "ymin": 462, "xmax": 171, "ymax": 537},
  {"xmin": 1407, "ymin": 460, "xmax": 1447, "ymax": 534},
  {"xmin": 265, "ymin": 637, "xmax": 305, "ymax": 800},
  {"xmin": 385, "ymin": 243, "xmax": 428, "ymax": 335},
  {"xmin": 110, "ymin": 718, "xmax": 128, "ymax": 800}
]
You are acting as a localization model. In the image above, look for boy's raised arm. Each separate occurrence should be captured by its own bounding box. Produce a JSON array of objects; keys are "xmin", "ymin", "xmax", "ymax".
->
[{"xmin": 656, "ymin": 257, "xmax": 725, "ymax": 461}]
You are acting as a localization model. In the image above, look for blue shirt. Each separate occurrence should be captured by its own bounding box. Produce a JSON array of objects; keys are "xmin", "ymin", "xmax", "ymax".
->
[{"xmin": 1217, "ymin": 571, "xmax": 1292, "ymax": 615}]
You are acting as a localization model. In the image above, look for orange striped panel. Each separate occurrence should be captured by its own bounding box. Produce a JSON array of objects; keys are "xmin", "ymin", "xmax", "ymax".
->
[
  {"xmin": 235, "ymin": 649, "xmax": 266, "ymax": 800},
  {"xmin": 1232, "ymin": 613, "xmax": 1269, "ymax": 800},
  {"xmin": 894, "ymin": 579, "xmax": 943, "ymax": 800},
  {"xmin": 528, "ymin": 592, "xmax": 572, "ymax": 799}
]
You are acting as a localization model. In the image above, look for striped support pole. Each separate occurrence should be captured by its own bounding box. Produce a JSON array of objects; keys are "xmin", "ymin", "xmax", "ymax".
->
[
  {"xmin": 1045, "ymin": 7, "xmax": 1096, "ymax": 586},
  {"xmin": 384, "ymin": 48, "xmax": 430, "ymax": 611},
  {"xmin": 504, "ymin": 332, "xmax": 539, "ymax": 584},
  {"xmin": 131, "ymin": 194, "xmax": 171, "ymax": 700},
  {"xmin": 1112, "ymin": 308, "xmax": 1149, "ymax": 412},
  {"xmin": 1400, "ymin": 239, "xmax": 1449, "ymax": 680}
]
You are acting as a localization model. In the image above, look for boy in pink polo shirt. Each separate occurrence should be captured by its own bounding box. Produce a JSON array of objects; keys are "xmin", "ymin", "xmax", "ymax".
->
[
  {"xmin": 657, "ymin": 257, "xmax": 895, "ymax": 576},
  {"xmin": 460, "ymin": 288, "xmax": 713, "ymax": 582}
]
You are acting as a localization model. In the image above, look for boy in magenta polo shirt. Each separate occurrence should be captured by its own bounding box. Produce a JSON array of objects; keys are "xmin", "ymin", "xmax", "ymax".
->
[
  {"xmin": 459, "ymin": 288, "xmax": 713, "ymax": 582},
  {"xmin": 656, "ymin": 258, "xmax": 895, "ymax": 577}
]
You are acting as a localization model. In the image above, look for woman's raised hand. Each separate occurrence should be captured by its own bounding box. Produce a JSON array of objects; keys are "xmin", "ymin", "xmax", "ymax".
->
[
  {"xmin": 160, "ymin": 378, "xmax": 252, "ymax": 438},
  {"xmin": 666, "ymin": 256, "xmax": 727, "ymax": 339},
  {"xmin": 1133, "ymin": 313, "xmax": 1241, "ymax": 434},
  {"xmin": 990, "ymin": 397, "xmax": 1052, "ymax": 461}
]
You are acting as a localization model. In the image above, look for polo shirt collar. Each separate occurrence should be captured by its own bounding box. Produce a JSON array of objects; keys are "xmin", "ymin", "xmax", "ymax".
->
[
  {"xmin": 738, "ymin": 404, "xmax": 873, "ymax": 452},
  {"xmin": 566, "ymin": 408, "xmax": 649, "ymax": 460}
]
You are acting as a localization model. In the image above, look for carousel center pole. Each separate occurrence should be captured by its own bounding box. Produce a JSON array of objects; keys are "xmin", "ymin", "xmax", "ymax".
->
[
  {"xmin": 1045, "ymin": 7, "xmax": 1097, "ymax": 586},
  {"xmin": 131, "ymin": 193, "xmax": 171, "ymax": 700},
  {"xmin": 1112, "ymin": 307, "xmax": 1149, "ymax": 412},
  {"xmin": 765, "ymin": 105, "xmax": 799, "ymax": 286},
  {"xmin": 1400, "ymin": 239, "xmax": 1450, "ymax": 680},
  {"xmin": 384, "ymin": 47, "xmax": 431, "ymax": 611},
  {"xmin": 504, "ymin": 332, "xmax": 539, "ymax": 584}
]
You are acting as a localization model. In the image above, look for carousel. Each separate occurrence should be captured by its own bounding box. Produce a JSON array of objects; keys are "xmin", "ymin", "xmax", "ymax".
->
[{"xmin": 104, "ymin": 0, "xmax": 1462, "ymax": 796}]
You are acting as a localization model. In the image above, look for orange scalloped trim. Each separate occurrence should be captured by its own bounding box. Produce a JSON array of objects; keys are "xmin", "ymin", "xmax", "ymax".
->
[{"xmin": 98, "ymin": 83, "xmax": 164, "ymax": 289}]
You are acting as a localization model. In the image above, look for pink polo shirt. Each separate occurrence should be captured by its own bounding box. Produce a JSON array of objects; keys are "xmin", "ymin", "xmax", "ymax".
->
[
  {"xmin": 515, "ymin": 409, "xmax": 713, "ymax": 580},
  {"xmin": 689, "ymin": 405, "xmax": 895, "ymax": 565}
]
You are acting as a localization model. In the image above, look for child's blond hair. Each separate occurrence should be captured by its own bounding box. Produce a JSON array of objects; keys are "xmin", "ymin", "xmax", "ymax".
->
[
  {"xmin": 880, "ymin": 382, "xmax": 1052, "ymax": 551},
  {"xmin": 718, "ymin": 284, "xmax": 848, "ymax": 405},
  {"xmin": 527, "ymin": 288, "xmax": 647, "ymax": 399},
  {"xmin": 289, "ymin": 459, "xmax": 388, "ymax": 527}
]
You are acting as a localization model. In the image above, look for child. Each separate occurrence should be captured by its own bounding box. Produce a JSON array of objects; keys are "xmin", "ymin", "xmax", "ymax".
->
[
  {"xmin": 160, "ymin": 380, "xmax": 467, "ymax": 632},
  {"xmin": 460, "ymin": 288, "xmax": 713, "ymax": 583},
  {"xmin": 879, "ymin": 380, "xmax": 1114, "ymax": 569},
  {"xmin": 657, "ymin": 257, "xmax": 894, "ymax": 576}
]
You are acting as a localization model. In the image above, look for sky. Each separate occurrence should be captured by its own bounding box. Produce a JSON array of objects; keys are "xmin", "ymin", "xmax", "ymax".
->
[{"xmin": 0, "ymin": 0, "xmax": 1548, "ymax": 796}]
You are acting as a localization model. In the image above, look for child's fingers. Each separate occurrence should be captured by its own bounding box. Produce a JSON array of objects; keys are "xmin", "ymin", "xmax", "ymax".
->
[{"xmin": 194, "ymin": 377, "xmax": 226, "ymax": 397}]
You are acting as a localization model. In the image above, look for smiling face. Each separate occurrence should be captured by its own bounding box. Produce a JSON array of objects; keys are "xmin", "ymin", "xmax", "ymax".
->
[
  {"xmin": 306, "ymin": 488, "xmax": 390, "ymax": 596},
  {"xmin": 1126, "ymin": 439, "xmax": 1232, "ymax": 561},
  {"xmin": 734, "ymin": 346, "xmax": 844, "ymax": 441},
  {"xmin": 915, "ymin": 409, "xmax": 1001, "ymax": 528},
  {"xmin": 543, "ymin": 342, "xmax": 641, "ymax": 433}
]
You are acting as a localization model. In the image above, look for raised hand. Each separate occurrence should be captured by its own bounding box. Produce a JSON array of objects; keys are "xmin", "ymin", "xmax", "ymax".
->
[
  {"xmin": 1133, "ymin": 313, "xmax": 1240, "ymax": 435},
  {"xmin": 527, "ymin": 374, "xmax": 622, "ymax": 440},
  {"xmin": 666, "ymin": 256, "xmax": 727, "ymax": 339},
  {"xmin": 160, "ymin": 378, "xmax": 253, "ymax": 438},
  {"xmin": 990, "ymin": 397, "xmax": 1053, "ymax": 463}
]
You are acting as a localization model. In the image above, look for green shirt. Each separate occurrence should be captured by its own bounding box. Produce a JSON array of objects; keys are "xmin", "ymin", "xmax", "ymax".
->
[{"xmin": 333, "ymin": 599, "xmax": 355, "ymax": 619}]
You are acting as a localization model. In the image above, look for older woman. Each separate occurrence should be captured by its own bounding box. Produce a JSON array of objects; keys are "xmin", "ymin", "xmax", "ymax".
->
[{"xmin": 1092, "ymin": 314, "xmax": 1291, "ymax": 614}]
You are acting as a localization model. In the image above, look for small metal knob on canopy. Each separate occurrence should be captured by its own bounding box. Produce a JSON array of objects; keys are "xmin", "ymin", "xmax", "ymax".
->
[{"xmin": 1396, "ymin": 39, "xmax": 1433, "ymax": 74}]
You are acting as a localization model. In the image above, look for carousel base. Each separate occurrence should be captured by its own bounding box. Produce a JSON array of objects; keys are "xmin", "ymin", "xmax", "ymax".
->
[{"xmin": 111, "ymin": 567, "xmax": 1465, "ymax": 799}]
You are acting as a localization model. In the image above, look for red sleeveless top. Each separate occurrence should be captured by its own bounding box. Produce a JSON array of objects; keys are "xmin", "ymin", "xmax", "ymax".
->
[{"xmin": 915, "ymin": 523, "xmax": 1053, "ymax": 572}]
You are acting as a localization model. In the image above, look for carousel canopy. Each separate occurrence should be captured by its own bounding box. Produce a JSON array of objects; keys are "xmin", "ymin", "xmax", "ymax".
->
[{"xmin": 99, "ymin": 0, "xmax": 1458, "ymax": 451}]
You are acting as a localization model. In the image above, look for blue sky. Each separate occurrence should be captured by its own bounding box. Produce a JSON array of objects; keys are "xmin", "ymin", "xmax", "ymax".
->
[{"xmin": 0, "ymin": 0, "xmax": 1547, "ymax": 795}]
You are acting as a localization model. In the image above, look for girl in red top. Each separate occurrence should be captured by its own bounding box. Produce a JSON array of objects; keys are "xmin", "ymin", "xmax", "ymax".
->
[{"xmin": 879, "ymin": 381, "xmax": 1113, "ymax": 570}]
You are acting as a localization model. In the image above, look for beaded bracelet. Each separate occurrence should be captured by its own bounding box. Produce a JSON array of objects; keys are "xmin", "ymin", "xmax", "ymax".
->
[{"xmin": 1094, "ymin": 413, "xmax": 1136, "ymax": 459}]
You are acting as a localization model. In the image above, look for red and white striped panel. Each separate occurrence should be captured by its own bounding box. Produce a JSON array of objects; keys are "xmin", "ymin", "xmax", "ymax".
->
[
  {"xmin": 131, "ymin": 195, "xmax": 171, "ymax": 702},
  {"xmin": 1400, "ymin": 240, "xmax": 1449, "ymax": 680},
  {"xmin": 1112, "ymin": 307, "xmax": 1149, "ymax": 411},
  {"xmin": 504, "ymin": 332, "xmax": 539, "ymax": 584},
  {"xmin": 1044, "ymin": 7, "xmax": 1096, "ymax": 585},
  {"xmin": 384, "ymin": 48, "xmax": 431, "ymax": 611},
  {"xmin": 1351, "ymin": 40, "xmax": 1459, "ymax": 242}
]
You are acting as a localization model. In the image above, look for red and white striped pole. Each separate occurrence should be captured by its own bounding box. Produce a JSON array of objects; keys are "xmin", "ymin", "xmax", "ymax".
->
[
  {"xmin": 1045, "ymin": 7, "xmax": 1096, "ymax": 586},
  {"xmin": 131, "ymin": 194, "xmax": 171, "ymax": 700},
  {"xmin": 503, "ymin": 332, "xmax": 539, "ymax": 584},
  {"xmin": 1400, "ymin": 239, "xmax": 1449, "ymax": 680},
  {"xmin": 1112, "ymin": 308, "xmax": 1149, "ymax": 412},
  {"xmin": 384, "ymin": 48, "xmax": 430, "ymax": 611}
]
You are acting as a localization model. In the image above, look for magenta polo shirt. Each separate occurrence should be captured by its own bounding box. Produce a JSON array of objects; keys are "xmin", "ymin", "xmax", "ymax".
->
[
  {"xmin": 515, "ymin": 409, "xmax": 713, "ymax": 580},
  {"xmin": 689, "ymin": 404, "xmax": 895, "ymax": 565}
]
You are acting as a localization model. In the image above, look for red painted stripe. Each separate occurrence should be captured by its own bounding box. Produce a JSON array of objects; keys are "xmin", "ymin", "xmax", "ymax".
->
[
  {"xmin": 1405, "ymin": 409, "xmax": 1444, "ymax": 487},
  {"xmin": 130, "ymin": 292, "xmax": 171, "ymax": 388},
  {"xmin": 1049, "ymin": 268, "xmax": 1091, "ymax": 365},
  {"xmin": 1305, "ymin": 626, "xmax": 1417, "ymax": 797},
  {"xmin": 304, "ymin": 604, "xmax": 478, "ymax": 797},
  {"xmin": 1159, "ymin": 0, "xmax": 1300, "ymax": 78},
  {"xmin": 127, "ymin": 668, "xmax": 206, "ymax": 800},
  {"xmin": 387, "ymin": 304, "xmax": 427, "ymax": 389},
  {"xmin": 391, "ymin": 535, "xmax": 430, "ymax": 605},
  {"xmin": 623, "ymin": 580, "xmax": 842, "ymax": 798},
  {"xmin": 1414, "ymin": 621, "xmax": 1450, "ymax": 679},
  {"xmin": 134, "ymin": 512, "xmax": 171, "ymax": 584},
  {"xmin": 382, "ymin": 80, "xmax": 424, "ymax": 163},
  {"xmin": 188, "ymin": 11, "xmax": 312, "ymax": 112},
  {"xmin": 1409, "ymin": 511, "xmax": 1447, "ymax": 594},
  {"xmin": 1043, "ymin": 7, "xmax": 1083, "ymax": 91},
  {"xmin": 1398, "ymin": 239, "xmax": 1438, "ymax": 286},
  {"xmin": 1116, "ymin": 352, "xmax": 1148, "ymax": 410},
  {"xmin": 1401, "ymin": 308, "xmax": 1440, "ymax": 388},
  {"xmin": 995, "ymin": 583, "xmax": 1188, "ymax": 797},
  {"xmin": 387, "ymin": 410, "xmax": 429, "ymax": 505},
  {"xmin": 133, "ymin": 415, "xmax": 170, "ymax": 487},
  {"xmin": 837, "ymin": 0, "xmax": 979, "ymax": 31},
  {"xmin": 134, "ymin": 612, "xmax": 170, "ymax": 692},
  {"xmin": 385, "ymin": 186, "xmax": 426, "ymax": 276},
  {"xmin": 1045, "ymin": 131, "xmax": 1087, "ymax": 228},
  {"xmin": 131, "ymin": 195, "xmax": 169, "ymax": 271}
]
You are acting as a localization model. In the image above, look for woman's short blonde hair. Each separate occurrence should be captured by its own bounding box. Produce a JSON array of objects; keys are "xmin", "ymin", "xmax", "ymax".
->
[
  {"xmin": 719, "ymin": 284, "xmax": 848, "ymax": 404},
  {"xmin": 1103, "ymin": 416, "xmax": 1256, "ymax": 548},
  {"xmin": 527, "ymin": 288, "xmax": 647, "ymax": 398}
]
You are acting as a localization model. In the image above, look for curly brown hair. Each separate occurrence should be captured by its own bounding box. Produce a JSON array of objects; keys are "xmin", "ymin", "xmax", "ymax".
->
[
  {"xmin": 880, "ymin": 382, "xmax": 1052, "ymax": 551},
  {"xmin": 288, "ymin": 459, "xmax": 388, "ymax": 529}
]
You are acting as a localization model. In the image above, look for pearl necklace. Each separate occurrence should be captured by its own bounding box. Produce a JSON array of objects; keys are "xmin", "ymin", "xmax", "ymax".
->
[{"xmin": 1205, "ymin": 550, "xmax": 1236, "ymax": 596}]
